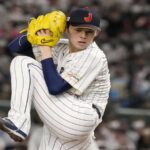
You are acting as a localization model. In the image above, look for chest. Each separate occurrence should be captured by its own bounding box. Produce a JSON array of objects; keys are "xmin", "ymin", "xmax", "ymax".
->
[{"xmin": 53, "ymin": 49, "xmax": 72, "ymax": 73}]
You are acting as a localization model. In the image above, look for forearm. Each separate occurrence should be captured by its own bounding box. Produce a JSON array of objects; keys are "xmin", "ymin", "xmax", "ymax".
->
[
  {"xmin": 41, "ymin": 58, "xmax": 71, "ymax": 95},
  {"xmin": 36, "ymin": 29, "xmax": 71, "ymax": 95},
  {"xmin": 39, "ymin": 46, "xmax": 52, "ymax": 60}
]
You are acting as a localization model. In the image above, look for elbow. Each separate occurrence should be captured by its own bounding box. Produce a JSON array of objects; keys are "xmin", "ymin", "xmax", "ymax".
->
[{"xmin": 48, "ymin": 87, "xmax": 62, "ymax": 95}]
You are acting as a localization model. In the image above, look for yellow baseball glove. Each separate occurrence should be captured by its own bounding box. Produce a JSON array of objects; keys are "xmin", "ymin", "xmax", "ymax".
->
[{"xmin": 27, "ymin": 10, "xmax": 66, "ymax": 47}]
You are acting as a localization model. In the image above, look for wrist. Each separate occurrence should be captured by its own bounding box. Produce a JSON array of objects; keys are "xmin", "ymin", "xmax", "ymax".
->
[{"xmin": 39, "ymin": 46, "xmax": 52, "ymax": 60}]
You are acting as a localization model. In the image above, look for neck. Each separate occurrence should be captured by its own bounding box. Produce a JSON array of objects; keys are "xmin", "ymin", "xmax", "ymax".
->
[{"xmin": 68, "ymin": 43, "xmax": 84, "ymax": 53}]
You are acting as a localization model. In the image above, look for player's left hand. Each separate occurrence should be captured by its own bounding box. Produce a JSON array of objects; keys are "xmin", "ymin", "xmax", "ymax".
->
[{"xmin": 27, "ymin": 10, "xmax": 67, "ymax": 47}]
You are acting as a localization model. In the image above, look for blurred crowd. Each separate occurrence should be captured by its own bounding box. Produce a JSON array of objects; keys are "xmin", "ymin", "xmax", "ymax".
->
[{"xmin": 0, "ymin": 0, "xmax": 150, "ymax": 149}]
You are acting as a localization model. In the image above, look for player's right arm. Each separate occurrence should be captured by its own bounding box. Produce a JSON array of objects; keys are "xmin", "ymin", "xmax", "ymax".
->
[
  {"xmin": 25, "ymin": 11, "xmax": 72, "ymax": 95},
  {"xmin": 36, "ymin": 30, "xmax": 72, "ymax": 95}
]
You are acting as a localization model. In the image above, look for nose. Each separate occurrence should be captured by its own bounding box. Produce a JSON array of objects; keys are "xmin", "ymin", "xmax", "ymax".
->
[{"xmin": 80, "ymin": 31, "xmax": 86, "ymax": 38}]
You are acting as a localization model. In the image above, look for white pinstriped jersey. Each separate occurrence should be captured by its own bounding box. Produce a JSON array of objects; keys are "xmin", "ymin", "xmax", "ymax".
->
[
  {"xmin": 52, "ymin": 39, "xmax": 110, "ymax": 116},
  {"xmin": 7, "ymin": 38, "xmax": 110, "ymax": 149}
]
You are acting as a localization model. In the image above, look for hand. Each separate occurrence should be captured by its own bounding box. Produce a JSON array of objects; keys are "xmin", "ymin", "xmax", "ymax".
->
[
  {"xmin": 37, "ymin": 29, "xmax": 53, "ymax": 60},
  {"xmin": 36, "ymin": 29, "xmax": 51, "ymax": 36}
]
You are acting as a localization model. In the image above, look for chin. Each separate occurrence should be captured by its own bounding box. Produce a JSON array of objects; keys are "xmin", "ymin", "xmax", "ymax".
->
[
  {"xmin": 80, "ymin": 46, "xmax": 87, "ymax": 50},
  {"xmin": 77, "ymin": 47, "xmax": 85, "ymax": 51},
  {"xmin": 71, "ymin": 44, "xmax": 87, "ymax": 52}
]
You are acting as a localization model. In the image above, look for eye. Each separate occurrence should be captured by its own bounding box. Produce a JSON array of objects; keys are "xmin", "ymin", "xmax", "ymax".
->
[
  {"xmin": 85, "ymin": 30, "xmax": 95, "ymax": 35},
  {"xmin": 75, "ymin": 28, "xmax": 82, "ymax": 32}
]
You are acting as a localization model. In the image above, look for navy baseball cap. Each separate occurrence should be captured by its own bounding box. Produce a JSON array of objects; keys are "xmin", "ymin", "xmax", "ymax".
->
[{"xmin": 67, "ymin": 8, "xmax": 101, "ymax": 31}]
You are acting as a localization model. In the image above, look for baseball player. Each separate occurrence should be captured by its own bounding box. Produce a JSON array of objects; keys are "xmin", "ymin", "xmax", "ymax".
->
[{"xmin": 0, "ymin": 8, "xmax": 110, "ymax": 150}]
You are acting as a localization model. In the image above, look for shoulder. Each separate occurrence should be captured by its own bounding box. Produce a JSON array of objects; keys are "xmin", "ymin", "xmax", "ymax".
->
[
  {"xmin": 53, "ymin": 38, "xmax": 68, "ymax": 53},
  {"xmin": 91, "ymin": 42, "xmax": 106, "ymax": 57},
  {"xmin": 88, "ymin": 42, "xmax": 107, "ymax": 62},
  {"xmin": 55, "ymin": 38, "xmax": 69, "ymax": 47},
  {"xmin": 57, "ymin": 38, "xmax": 69, "ymax": 44}
]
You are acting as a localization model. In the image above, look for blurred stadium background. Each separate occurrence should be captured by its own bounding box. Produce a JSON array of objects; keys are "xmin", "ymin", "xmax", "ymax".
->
[{"xmin": 0, "ymin": 0, "xmax": 150, "ymax": 149}]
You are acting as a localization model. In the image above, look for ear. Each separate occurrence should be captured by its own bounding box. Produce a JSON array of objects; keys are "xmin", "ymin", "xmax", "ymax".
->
[
  {"xmin": 94, "ymin": 30, "xmax": 99, "ymax": 37},
  {"xmin": 65, "ymin": 25, "xmax": 70, "ymax": 34},
  {"xmin": 65, "ymin": 28, "xmax": 69, "ymax": 33}
]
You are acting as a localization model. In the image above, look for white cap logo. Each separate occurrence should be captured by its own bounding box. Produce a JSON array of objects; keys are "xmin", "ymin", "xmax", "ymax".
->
[{"xmin": 67, "ymin": 17, "xmax": 70, "ymax": 21}]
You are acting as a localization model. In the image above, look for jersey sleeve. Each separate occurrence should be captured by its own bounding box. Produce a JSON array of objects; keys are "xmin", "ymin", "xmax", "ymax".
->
[
  {"xmin": 61, "ymin": 49, "xmax": 106, "ymax": 95},
  {"xmin": 8, "ymin": 33, "xmax": 34, "ymax": 58}
]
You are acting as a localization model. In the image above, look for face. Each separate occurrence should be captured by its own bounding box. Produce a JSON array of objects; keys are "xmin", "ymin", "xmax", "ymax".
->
[{"xmin": 66, "ymin": 25, "xmax": 98, "ymax": 52}]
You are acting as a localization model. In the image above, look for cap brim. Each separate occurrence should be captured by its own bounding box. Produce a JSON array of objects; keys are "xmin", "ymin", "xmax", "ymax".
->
[
  {"xmin": 76, "ymin": 24, "xmax": 101, "ymax": 31},
  {"xmin": 68, "ymin": 22, "xmax": 101, "ymax": 31}
]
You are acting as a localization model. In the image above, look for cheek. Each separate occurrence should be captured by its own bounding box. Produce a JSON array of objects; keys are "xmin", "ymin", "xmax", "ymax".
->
[
  {"xmin": 87, "ymin": 36, "xmax": 95, "ymax": 43},
  {"xmin": 70, "ymin": 34, "xmax": 78, "ymax": 43},
  {"xmin": 68, "ymin": 36, "xmax": 77, "ymax": 47}
]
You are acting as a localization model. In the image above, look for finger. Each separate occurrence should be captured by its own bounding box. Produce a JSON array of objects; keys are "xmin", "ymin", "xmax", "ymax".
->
[
  {"xmin": 36, "ymin": 30, "xmax": 44, "ymax": 35},
  {"xmin": 45, "ymin": 29, "xmax": 51, "ymax": 35},
  {"xmin": 36, "ymin": 29, "xmax": 48, "ymax": 36},
  {"xmin": 36, "ymin": 31, "xmax": 41, "ymax": 35},
  {"xmin": 40, "ymin": 29, "xmax": 46, "ymax": 35}
]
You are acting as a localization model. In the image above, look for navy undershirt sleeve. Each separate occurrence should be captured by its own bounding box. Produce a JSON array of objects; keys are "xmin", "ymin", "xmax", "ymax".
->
[
  {"xmin": 41, "ymin": 58, "xmax": 72, "ymax": 95},
  {"xmin": 8, "ymin": 33, "xmax": 35, "ymax": 58}
]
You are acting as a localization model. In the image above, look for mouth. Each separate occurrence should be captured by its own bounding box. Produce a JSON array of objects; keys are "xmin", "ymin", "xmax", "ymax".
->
[
  {"xmin": 78, "ymin": 41, "xmax": 86, "ymax": 45},
  {"xmin": 78, "ymin": 41, "xmax": 86, "ymax": 43}
]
